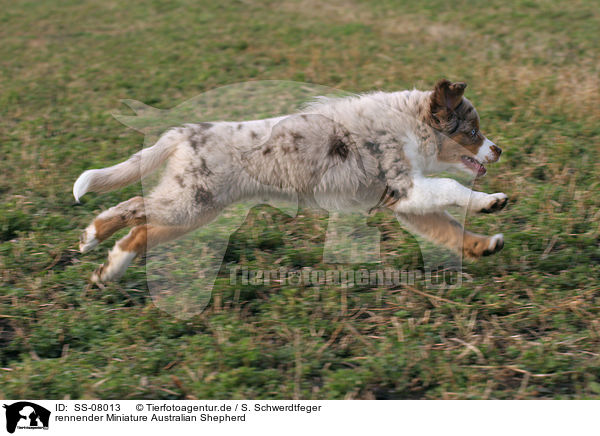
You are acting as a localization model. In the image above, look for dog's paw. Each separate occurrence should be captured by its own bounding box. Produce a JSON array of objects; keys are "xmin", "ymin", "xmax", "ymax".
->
[
  {"xmin": 91, "ymin": 246, "xmax": 136, "ymax": 283},
  {"xmin": 477, "ymin": 193, "xmax": 508, "ymax": 214},
  {"xmin": 482, "ymin": 233, "xmax": 504, "ymax": 256},
  {"xmin": 463, "ymin": 233, "xmax": 505, "ymax": 259},
  {"xmin": 79, "ymin": 224, "xmax": 99, "ymax": 253},
  {"xmin": 90, "ymin": 270, "xmax": 104, "ymax": 287}
]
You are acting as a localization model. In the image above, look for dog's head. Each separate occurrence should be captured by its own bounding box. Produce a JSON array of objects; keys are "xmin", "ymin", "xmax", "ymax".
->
[{"xmin": 427, "ymin": 79, "xmax": 501, "ymax": 177}]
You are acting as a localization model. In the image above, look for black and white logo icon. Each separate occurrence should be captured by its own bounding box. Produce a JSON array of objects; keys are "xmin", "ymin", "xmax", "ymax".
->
[{"xmin": 3, "ymin": 402, "xmax": 50, "ymax": 434}]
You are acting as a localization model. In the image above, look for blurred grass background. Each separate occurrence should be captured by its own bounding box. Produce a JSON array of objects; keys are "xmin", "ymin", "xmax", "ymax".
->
[{"xmin": 0, "ymin": 0, "xmax": 599, "ymax": 399}]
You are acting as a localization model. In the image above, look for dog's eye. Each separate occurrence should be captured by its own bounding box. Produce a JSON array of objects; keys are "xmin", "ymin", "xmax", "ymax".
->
[{"xmin": 470, "ymin": 129, "xmax": 477, "ymax": 137}]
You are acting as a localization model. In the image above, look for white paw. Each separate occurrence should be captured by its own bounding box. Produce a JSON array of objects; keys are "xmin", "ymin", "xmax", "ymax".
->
[
  {"xmin": 483, "ymin": 233, "xmax": 504, "ymax": 256},
  {"xmin": 92, "ymin": 246, "xmax": 136, "ymax": 283},
  {"xmin": 90, "ymin": 270, "xmax": 101, "ymax": 284},
  {"xmin": 477, "ymin": 192, "xmax": 508, "ymax": 214},
  {"xmin": 79, "ymin": 224, "xmax": 99, "ymax": 253}
]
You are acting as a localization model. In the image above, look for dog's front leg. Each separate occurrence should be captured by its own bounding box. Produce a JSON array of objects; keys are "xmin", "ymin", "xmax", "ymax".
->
[
  {"xmin": 391, "ymin": 177, "xmax": 507, "ymax": 215},
  {"xmin": 395, "ymin": 211, "xmax": 505, "ymax": 259}
]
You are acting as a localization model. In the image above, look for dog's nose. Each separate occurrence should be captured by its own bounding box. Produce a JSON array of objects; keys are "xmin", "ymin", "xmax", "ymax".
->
[{"xmin": 491, "ymin": 145, "xmax": 502, "ymax": 156}]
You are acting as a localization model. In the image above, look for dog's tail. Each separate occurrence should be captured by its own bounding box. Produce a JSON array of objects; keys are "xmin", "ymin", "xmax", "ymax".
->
[{"xmin": 73, "ymin": 128, "xmax": 185, "ymax": 202}]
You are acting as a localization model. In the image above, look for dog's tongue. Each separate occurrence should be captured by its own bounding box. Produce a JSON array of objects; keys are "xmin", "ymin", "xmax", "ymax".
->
[{"xmin": 462, "ymin": 156, "xmax": 487, "ymax": 176}]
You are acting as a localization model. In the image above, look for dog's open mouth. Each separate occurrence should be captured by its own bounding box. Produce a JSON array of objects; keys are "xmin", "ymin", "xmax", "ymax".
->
[{"xmin": 461, "ymin": 155, "xmax": 487, "ymax": 177}]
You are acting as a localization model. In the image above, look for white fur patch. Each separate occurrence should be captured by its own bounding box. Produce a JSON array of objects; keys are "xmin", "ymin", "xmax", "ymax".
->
[
  {"xmin": 92, "ymin": 245, "xmax": 137, "ymax": 283},
  {"xmin": 488, "ymin": 233, "xmax": 504, "ymax": 250},
  {"xmin": 73, "ymin": 169, "xmax": 95, "ymax": 202},
  {"xmin": 79, "ymin": 224, "xmax": 99, "ymax": 253},
  {"xmin": 470, "ymin": 192, "xmax": 507, "ymax": 213},
  {"xmin": 476, "ymin": 137, "xmax": 498, "ymax": 163}
]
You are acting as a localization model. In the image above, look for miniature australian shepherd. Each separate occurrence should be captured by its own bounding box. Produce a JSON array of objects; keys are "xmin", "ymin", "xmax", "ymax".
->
[{"xmin": 74, "ymin": 79, "xmax": 507, "ymax": 283}]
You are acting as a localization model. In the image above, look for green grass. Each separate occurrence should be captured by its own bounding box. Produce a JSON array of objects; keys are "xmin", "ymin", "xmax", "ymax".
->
[{"xmin": 1, "ymin": 0, "xmax": 599, "ymax": 399}]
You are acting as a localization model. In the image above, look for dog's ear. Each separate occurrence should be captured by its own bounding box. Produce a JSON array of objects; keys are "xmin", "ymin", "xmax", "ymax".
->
[{"xmin": 431, "ymin": 79, "xmax": 467, "ymax": 112}]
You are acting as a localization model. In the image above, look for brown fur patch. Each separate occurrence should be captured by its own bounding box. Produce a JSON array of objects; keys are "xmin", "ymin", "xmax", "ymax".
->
[
  {"xmin": 93, "ymin": 196, "xmax": 145, "ymax": 242},
  {"xmin": 427, "ymin": 79, "xmax": 468, "ymax": 133},
  {"xmin": 93, "ymin": 215, "xmax": 124, "ymax": 241},
  {"xmin": 397, "ymin": 211, "xmax": 503, "ymax": 260},
  {"xmin": 118, "ymin": 225, "xmax": 193, "ymax": 255},
  {"xmin": 118, "ymin": 225, "xmax": 148, "ymax": 254},
  {"xmin": 463, "ymin": 233, "xmax": 503, "ymax": 259},
  {"xmin": 431, "ymin": 79, "xmax": 466, "ymax": 113},
  {"xmin": 425, "ymin": 81, "xmax": 490, "ymax": 166}
]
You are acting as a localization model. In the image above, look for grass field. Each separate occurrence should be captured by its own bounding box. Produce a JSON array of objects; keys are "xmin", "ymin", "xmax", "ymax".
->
[{"xmin": 1, "ymin": 0, "xmax": 599, "ymax": 399}]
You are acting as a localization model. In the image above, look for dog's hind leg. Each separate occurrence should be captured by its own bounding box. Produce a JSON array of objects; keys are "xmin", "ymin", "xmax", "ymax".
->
[
  {"xmin": 396, "ymin": 211, "xmax": 504, "ymax": 259},
  {"xmin": 91, "ymin": 224, "xmax": 194, "ymax": 283},
  {"xmin": 79, "ymin": 196, "xmax": 146, "ymax": 253}
]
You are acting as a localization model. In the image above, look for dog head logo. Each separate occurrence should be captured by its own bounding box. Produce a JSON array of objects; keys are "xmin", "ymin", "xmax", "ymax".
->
[{"xmin": 3, "ymin": 402, "xmax": 50, "ymax": 434}]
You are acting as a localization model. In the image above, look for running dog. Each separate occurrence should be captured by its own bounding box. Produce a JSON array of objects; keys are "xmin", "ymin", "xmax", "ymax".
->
[{"xmin": 74, "ymin": 79, "xmax": 507, "ymax": 283}]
